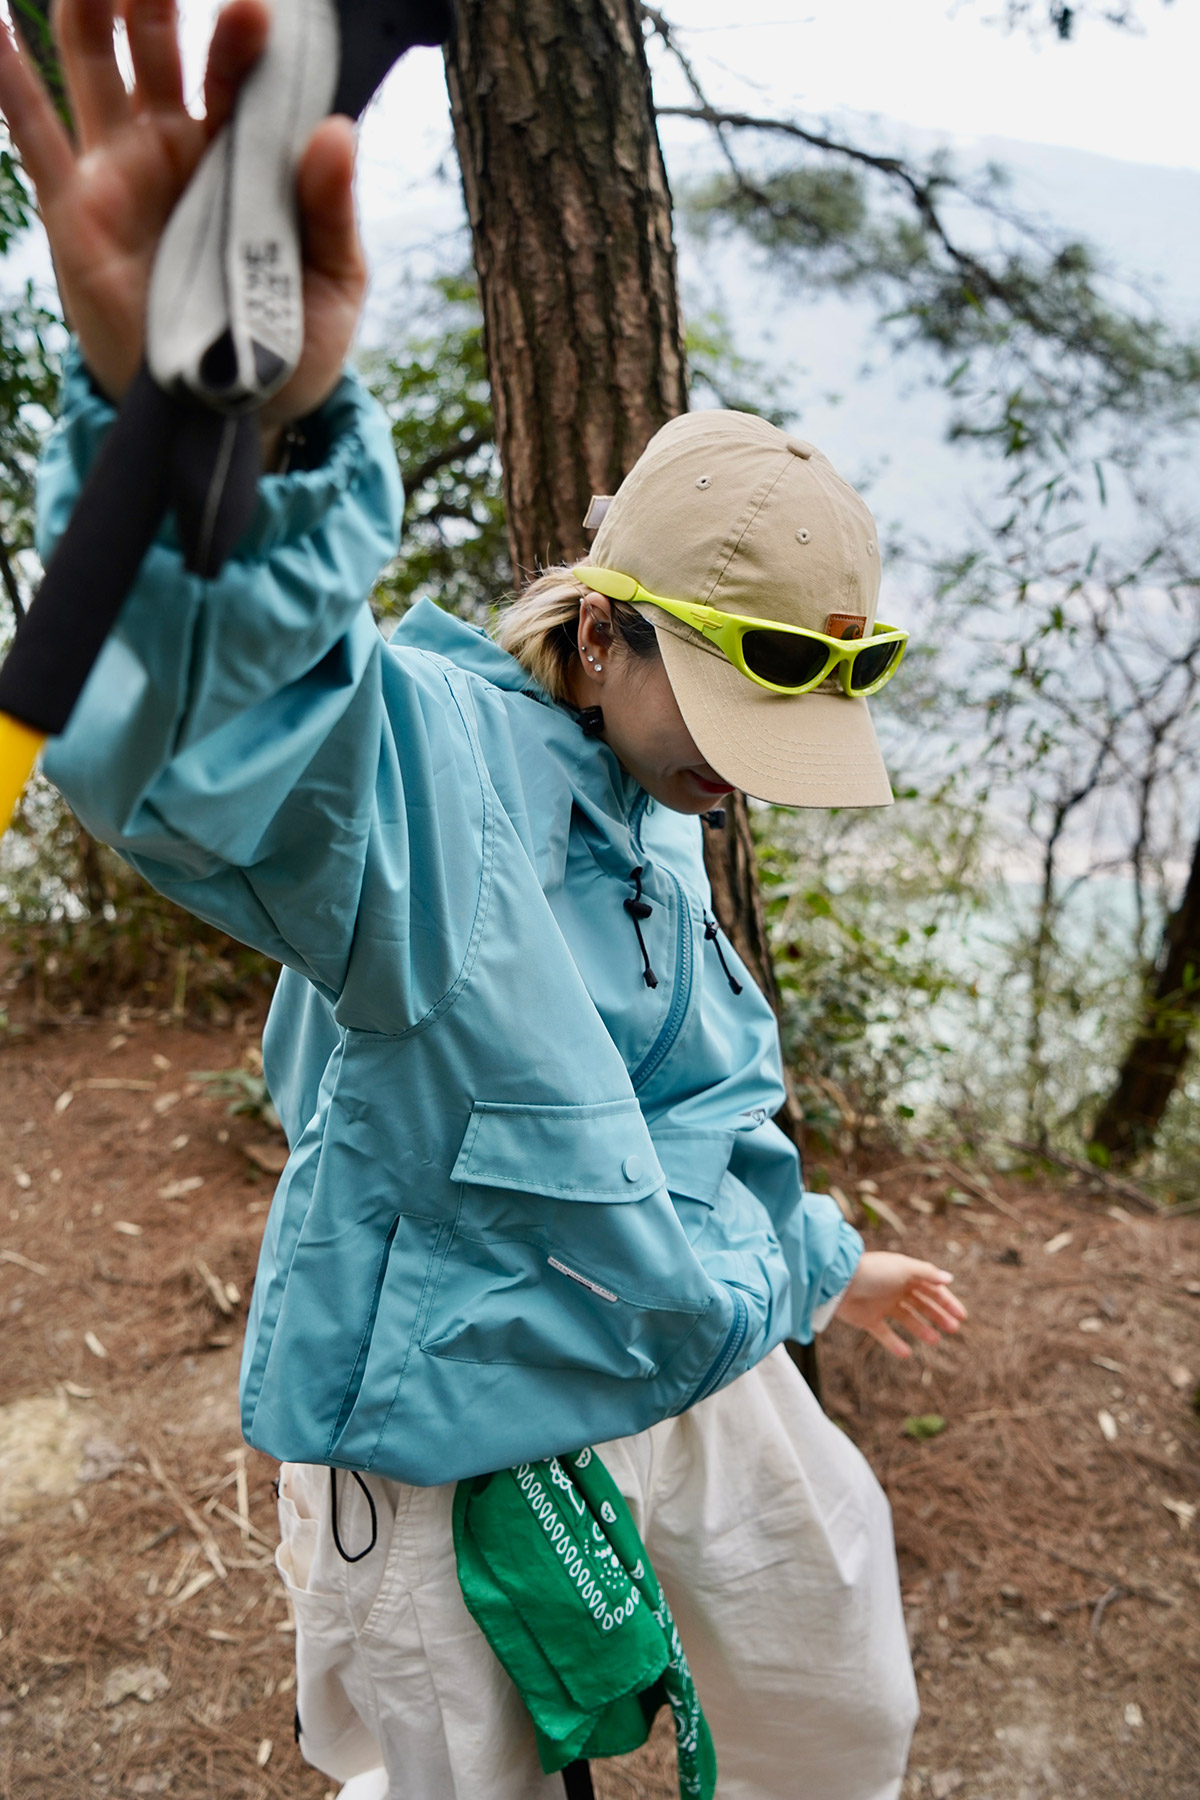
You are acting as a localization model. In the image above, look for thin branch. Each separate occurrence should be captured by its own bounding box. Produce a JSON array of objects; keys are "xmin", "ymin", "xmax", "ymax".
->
[
  {"xmin": 401, "ymin": 428, "xmax": 491, "ymax": 493},
  {"xmin": 0, "ymin": 521, "xmax": 27, "ymax": 622},
  {"xmin": 650, "ymin": 96, "xmax": 1010, "ymax": 306}
]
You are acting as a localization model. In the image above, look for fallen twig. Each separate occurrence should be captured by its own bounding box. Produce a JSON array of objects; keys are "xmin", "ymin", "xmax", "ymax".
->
[
  {"xmin": 0, "ymin": 1248, "xmax": 49, "ymax": 1276},
  {"xmin": 1090, "ymin": 1583, "xmax": 1123, "ymax": 1638},
  {"xmin": 146, "ymin": 1450, "xmax": 227, "ymax": 1580},
  {"xmin": 209, "ymin": 1500, "xmax": 275, "ymax": 1552},
  {"xmin": 913, "ymin": 1141, "xmax": 1026, "ymax": 1224},
  {"xmin": 963, "ymin": 1404, "xmax": 1053, "ymax": 1424},
  {"xmin": 1003, "ymin": 1140, "xmax": 1161, "ymax": 1215},
  {"xmin": 195, "ymin": 1259, "xmax": 233, "ymax": 1316},
  {"xmin": 999, "ymin": 1528, "xmax": 1177, "ymax": 1607}
]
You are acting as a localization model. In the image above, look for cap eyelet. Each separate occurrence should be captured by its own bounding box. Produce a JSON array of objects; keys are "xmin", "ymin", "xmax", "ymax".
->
[
  {"xmin": 695, "ymin": 475, "xmax": 712, "ymax": 490},
  {"xmin": 796, "ymin": 528, "xmax": 811, "ymax": 544}
]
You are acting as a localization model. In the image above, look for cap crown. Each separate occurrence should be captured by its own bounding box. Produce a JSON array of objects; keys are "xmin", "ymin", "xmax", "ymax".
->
[{"xmin": 589, "ymin": 410, "xmax": 880, "ymax": 638}]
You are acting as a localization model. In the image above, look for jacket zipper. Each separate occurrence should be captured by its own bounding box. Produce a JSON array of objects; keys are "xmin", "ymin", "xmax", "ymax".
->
[
  {"xmin": 626, "ymin": 793, "xmax": 743, "ymax": 1405},
  {"xmin": 683, "ymin": 1289, "xmax": 750, "ymax": 1409},
  {"xmin": 628, "ymin": 797, "xmax": 694, "ymax": 1092}
]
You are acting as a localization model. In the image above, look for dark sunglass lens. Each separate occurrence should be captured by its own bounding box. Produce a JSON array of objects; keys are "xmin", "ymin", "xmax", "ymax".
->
[
  {"xmin": 741, "ymin": 629, "xmax": 829, "ymax": 689},
  {"xmin": 848, "ymin": 640, "xmax": 901, "ymax": 693}
]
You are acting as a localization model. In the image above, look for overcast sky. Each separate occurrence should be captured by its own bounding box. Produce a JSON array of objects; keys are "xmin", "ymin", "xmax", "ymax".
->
[{"xmin": 167, "ymin": 0, "xmax": 1200, "ymax": 231}]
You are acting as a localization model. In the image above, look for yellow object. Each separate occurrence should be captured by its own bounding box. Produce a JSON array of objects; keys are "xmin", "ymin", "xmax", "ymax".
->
[{"xmin": 0, "ymin": 712, "xmax": 45, "ymax": 834}]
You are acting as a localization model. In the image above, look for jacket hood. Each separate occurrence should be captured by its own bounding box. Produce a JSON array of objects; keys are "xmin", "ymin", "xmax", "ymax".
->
[
  {"xmin": 388, "ymin": 597, "xmax": 538, "ymax": 695},
  {"xmin": 388, "ymin": 598, "xmax": 645, "ymax": 830}
]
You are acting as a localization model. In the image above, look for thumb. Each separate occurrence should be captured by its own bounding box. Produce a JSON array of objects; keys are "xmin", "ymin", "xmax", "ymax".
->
[{"xmin": 298, "ymin": 116, "xmax": 364, "ymax": 287}]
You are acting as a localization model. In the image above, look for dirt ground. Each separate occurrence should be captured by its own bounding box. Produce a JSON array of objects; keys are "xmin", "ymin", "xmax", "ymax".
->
[{"xmin": 1, "ymin": 1011, "xmax": 1198, "ymax": 1800}]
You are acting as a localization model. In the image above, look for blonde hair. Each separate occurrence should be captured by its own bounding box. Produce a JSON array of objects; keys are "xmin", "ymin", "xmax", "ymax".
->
[{"xmin": 493, "ymin": 564, "xmax": 659, "ymax": 703}]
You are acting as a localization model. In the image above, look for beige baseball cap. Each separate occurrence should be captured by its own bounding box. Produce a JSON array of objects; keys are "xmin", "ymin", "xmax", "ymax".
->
[{"xmin": 584, "ymin": 409, "xmax": 895, "ymax": 808}]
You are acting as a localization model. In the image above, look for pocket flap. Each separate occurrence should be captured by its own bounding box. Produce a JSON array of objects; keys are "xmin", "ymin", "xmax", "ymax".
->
[
  {"xmin": 650, "ymin": 1130, "xmax": 735, "ymax": 1206},
  {"xmin": 452, "ymin": 1099, "xmax": 664, "ymax": 1202}
]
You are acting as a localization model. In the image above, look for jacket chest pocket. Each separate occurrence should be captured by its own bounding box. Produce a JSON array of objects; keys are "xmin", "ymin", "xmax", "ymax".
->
[{"xmin": 421, "ymin": 1099, "xmax": 712, "ymax": 1379}]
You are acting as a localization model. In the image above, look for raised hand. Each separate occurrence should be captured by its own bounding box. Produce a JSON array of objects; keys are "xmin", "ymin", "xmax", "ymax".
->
[
  {"xmin": 834, "ymin": 1251, "xmax": 967, "ymax": 1359},
  {"xmin": 0, "ymin": 0, "xmax": 365, "ymax": 421}
]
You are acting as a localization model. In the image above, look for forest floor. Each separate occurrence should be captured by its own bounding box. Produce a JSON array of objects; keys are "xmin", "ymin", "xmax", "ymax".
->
[{"xmin": 1, "ymin": 1008, "xmax": 1198, "ymax": 1800}]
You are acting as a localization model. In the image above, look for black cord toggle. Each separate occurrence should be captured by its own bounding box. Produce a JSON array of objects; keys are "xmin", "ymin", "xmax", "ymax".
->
[
  {"xmin": 701, "ymin": 808, "xmax": 727, "ymax": 829},
  {"xmin": 624, "ymin": 867, "xmax": 659, "ymax": 989},
  {"xmin": 704, "ymin": 915, "xmax": 743, "ymax": 995},
  {"xmin": 577, "ymin": 706, "xmax": 606, "ymax": 738}
]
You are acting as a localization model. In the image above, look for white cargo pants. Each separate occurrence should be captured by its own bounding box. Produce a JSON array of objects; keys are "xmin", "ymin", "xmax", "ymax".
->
[{"xmin": 275, "ymin": 1346, "xmax": 918, "ymax": 1800}]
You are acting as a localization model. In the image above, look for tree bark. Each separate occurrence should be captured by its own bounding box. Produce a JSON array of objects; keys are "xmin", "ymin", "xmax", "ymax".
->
[
  {"xmin": 446, "ymin": 0, "xmax": 817, "ymax": 1392},
  {"xmin": 444, "ymin": 0, "xmax": 687, "ymax": 576},
  {"xmin": 1091, "ymin": 828, "xmax": 1200, "ymax": 1167}
]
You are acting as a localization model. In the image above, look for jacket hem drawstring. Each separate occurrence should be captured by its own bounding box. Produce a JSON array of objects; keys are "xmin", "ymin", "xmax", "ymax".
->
[{"xmin": 330, "ymin": 1466, "xmax": 378, "ymax": 1563}]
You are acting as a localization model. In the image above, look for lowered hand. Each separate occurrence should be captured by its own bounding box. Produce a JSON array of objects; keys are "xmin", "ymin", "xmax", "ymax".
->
[{"xmin": 835, "ymin": 1251, "xmax": 966, "ymax": 1359}]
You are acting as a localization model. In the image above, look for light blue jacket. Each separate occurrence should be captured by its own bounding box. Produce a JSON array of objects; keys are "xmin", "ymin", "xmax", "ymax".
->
[{"xmin": 39, "ymin": 357, "xmax": 862, "ymax": 1485}]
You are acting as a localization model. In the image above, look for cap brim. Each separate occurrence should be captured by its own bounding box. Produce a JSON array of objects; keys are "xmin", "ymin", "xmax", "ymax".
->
[{"xmin": 653, "ymin": 625, "xmax": 894, "ymax": 808}]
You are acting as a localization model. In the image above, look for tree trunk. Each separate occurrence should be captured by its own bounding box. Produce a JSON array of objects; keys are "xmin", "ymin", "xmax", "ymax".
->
[
  {"xmin": 445, "ymin": 0, "xmax": 816, "ymax": 1393},
  {"xmin": 444, "ymin": 0, "xmax": 686, "ymax": 576},
  {"xmin": 1091, "ymin": 828, "xmax": 1200, "ymax": 1167}
]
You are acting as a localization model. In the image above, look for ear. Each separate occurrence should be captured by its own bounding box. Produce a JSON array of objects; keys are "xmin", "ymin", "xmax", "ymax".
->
[{"xmin": 577, "ymin": 595, "xmax": 614, "ymax": 680}]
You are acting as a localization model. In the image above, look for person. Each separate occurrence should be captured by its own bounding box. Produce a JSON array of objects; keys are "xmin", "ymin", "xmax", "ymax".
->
[{"xmin": 0, "ymin": 4, "xmax": 967, "ymax": 1797}]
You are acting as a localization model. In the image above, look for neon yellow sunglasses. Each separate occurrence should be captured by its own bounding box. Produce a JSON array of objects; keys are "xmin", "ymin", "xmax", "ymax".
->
[{"xmin": 572, "ymin": 566, "xmax": 908, "ymax": 698}]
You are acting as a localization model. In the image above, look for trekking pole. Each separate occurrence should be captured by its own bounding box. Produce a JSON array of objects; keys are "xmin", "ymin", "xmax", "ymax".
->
[{"xmin": 0, "ymin": 0, "xmax": 454, "ymax": 838}]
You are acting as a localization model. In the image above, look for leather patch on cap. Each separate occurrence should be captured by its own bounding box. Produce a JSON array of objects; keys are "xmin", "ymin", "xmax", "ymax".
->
[{"xmin": 826, "ymin": 613, "xmax": 866, "ymax": 640}]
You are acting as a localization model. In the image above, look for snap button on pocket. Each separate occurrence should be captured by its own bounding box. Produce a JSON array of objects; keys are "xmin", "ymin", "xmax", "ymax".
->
[{"xmin": 622, "ymin": 1154, "xmax": 643, "ymax": 1183}]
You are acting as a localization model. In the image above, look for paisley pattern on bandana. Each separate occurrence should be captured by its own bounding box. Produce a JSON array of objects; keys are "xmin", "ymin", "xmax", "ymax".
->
[{"xmin": 454, "ymin": 1448, "xmax": 717, "ymax": 1799}]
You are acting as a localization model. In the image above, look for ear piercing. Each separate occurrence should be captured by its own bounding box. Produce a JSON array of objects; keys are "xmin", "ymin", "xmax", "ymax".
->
[{"xmin": 585, "ymin": 651, "xmax": 604, "ymax": 673}]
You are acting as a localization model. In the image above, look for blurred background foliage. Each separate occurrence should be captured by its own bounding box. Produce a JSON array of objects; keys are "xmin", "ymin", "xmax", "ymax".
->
[{"xmin": 3, "ymin": 8, "xmax": 1200, "ymax": 1198}]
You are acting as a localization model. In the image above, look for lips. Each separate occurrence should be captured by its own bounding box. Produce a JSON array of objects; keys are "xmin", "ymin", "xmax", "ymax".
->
[{"xmin": 689, "ymin": 768, "xmax": 733, "ymax": 797}]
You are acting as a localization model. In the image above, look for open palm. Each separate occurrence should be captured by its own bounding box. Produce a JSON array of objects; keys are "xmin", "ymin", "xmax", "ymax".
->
[
  {"xmin": 0, "ymin": 0, "xmax": 364, "ymax": 420},
  {"xmin": 835, "ymin": 1251, "xmax": 967, "ymax": 1359}
]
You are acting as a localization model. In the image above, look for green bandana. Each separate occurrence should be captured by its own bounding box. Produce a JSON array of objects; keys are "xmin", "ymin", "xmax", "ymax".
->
[{"xmin": 453, "ymin": 1448, "xmax": 717, "ymax": 1799}]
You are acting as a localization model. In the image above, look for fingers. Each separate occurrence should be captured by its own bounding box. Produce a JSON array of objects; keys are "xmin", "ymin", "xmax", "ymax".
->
[
  {"xmin": 57, "ymin": 0, "xmax": 131, "ymax": 146},
  {"xmin": 909, "ymin": 1285, "xmax": 967, "ymax": 1332},
  {"xmin": 895, "ymin": 1301, "xmax": 943, "ymax": 1346},
  {"xmin": 203, "ymin": 0, "xmax": 269, "ymax": 139},
  {"xmin": 121, "ymin": 0, "xmax": 183, "ymax": 114},
  {"xmin": 0, "ymin": 16, "xmax": 76, "ymax": 200},
  {"xmin": 869, "ymin": 1321, "xmax": 912, "ymax": 1359},
  {"xmin": 297, "ymin": 116, "xmax": 364, "ymax": 285}
]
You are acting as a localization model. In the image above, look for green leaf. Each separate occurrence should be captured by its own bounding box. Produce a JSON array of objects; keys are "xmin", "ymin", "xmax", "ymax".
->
[{"xmin": 902, "ymin": 1414, "xmax": 947, "ymax": 1441}]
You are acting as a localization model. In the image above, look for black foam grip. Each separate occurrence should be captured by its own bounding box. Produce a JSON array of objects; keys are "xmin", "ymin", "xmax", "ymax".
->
[
  {"xmin": 0, "ymin": 367, "xmax": 265, "ymax": 735},
  {"xmin": 170, "ymin": 408, "xmax": 261, "ymax": 579},
  {"xmin": 333, "ymin": 0, "xmax": 457, "ymax": 117},
  {"xmin": 0, "ymin": 367, "xmax": 176, "ymax": 736}
]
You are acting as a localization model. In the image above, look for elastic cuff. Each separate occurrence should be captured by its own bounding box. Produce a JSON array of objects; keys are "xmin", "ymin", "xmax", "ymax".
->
[
  {"xmin": 810, "ymin": 1283, "xmax": 850, "ymax": 1334},
  {"xmin": 50, "ymin": 345, "xmax": 392, "ymax": 565}
]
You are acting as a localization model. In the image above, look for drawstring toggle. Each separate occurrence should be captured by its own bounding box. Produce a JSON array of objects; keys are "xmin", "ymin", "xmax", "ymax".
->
[
  {"xmin": 704, "ymin": 916, "xmax": 743, "ymax": 995},
  {"xmin": 624, "ymin": 867, "xmax": 659, "ymax": 989}
]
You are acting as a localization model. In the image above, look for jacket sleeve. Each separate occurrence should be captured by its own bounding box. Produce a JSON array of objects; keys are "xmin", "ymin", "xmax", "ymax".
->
[
  {"xmin": 728, "ymin": 1121, "xmax": 862, "ymax": 1346},
  {"xmin": 36, "ymin": 350, "xmax": 463, "ymax": 1014}
]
